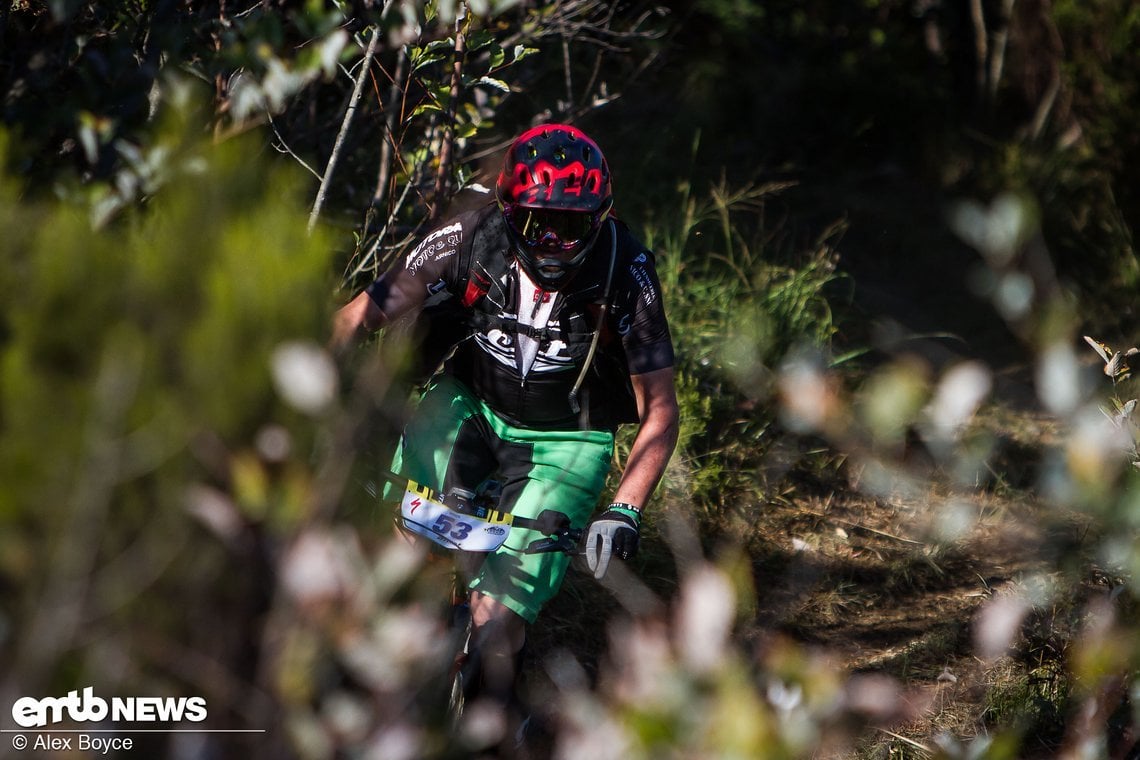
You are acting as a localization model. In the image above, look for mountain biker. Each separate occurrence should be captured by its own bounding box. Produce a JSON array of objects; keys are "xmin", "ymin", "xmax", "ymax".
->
[{"xmin": 331, "ymin": 123, "xmax": 679, "ymax": 724}]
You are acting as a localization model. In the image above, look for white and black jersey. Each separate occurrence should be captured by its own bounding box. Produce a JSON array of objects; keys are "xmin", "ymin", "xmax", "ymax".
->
[{"xmin": 364, "ymin": 204, "xmax": 674, "ymax": 430}]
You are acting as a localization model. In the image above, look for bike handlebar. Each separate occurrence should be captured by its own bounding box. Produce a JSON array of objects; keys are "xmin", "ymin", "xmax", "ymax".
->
[{"xmin": 381, "ymin": 468, "xmax": 583, "ymax": 555}]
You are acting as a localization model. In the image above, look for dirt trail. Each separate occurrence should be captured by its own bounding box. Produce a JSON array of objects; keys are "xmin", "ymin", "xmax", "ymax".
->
[
  {"xmin": 759, "ymin": 173, "xmax": 1108, "ymax": 752},
  {"xmin": 531, "ymin": 173, "xmax": 1100, "ymax": 755}
]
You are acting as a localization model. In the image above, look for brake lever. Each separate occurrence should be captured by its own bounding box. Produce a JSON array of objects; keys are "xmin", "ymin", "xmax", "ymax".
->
[{"xmin": 523, "ymin": 528, "xmax": 583, "ymax": 555}]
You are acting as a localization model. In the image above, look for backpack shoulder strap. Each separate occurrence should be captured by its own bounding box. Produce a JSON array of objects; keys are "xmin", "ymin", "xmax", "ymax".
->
[
  {"xmin": 568, "ymin": 219, "xmax": 619, "ymax": 415},
  {"xmin": 460, "ymin": 205, "xmax": 509, "ymax": 307}
]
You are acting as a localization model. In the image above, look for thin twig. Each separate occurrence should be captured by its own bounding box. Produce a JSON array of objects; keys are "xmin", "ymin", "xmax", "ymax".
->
[
  {"xmin": 1030, "ymin": 74, "xmax": 1061, "ymax": 140},
  {"xmin": 988, "ymin": 0, "xmax": 1016, "ymax": 101},
  {"xmin": 345, "ymin": 179, "xmax": 417, "ymax": 284},
  {"xmin": 308, "ymin": 25, "xmax": 381, "ymax": 234},
  {"xmin": 373, "ymin": 49, "xmax": 407, "ymax": 208},
  {"xmin": 268, "ymin": 114, "xmax": 322, "ymax": 180},
  {"xmin": 801, "ymin": 509, "xmax": 927, "ymax": 546},
  {"xmin": 561, "ymin": 33, "xmax": 573, "ymax": 111},
  {"xmin": 968, "ymin": 0, "xmax": 988, "ymax": 99},
  {"xmin": 877, "ymin": 728, "xmax": 933, "ymax": 755},
  {"xmin": 430, "ymin": 4, "xmax": 467, "ymax": 221}
]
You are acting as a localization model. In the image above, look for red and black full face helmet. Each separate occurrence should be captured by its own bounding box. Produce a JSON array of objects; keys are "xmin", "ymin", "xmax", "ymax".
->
[{"xmin": 495, "ymin": 124, "xmax": 614, "ymax": 290}]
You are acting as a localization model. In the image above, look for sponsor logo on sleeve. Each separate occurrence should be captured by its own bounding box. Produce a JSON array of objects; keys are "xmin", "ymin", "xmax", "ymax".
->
[
  {"xmin": 405, "ymin": 222, "xmax": 463, "ymax": 276},
  {"xmin": 629, "ymin": 260, "xmax": 658, "ymax": 306}
]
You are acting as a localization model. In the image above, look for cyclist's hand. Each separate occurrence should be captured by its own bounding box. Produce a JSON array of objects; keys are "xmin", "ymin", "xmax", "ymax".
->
[{"xmin": 584, "ymin": 506, "xmax": 640, "ymax": 579}]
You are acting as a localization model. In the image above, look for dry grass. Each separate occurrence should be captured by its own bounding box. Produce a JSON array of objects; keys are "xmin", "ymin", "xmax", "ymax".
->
[{"xmin": 524, "ymin": 464, "xmax": 1087, "ymax": 755}]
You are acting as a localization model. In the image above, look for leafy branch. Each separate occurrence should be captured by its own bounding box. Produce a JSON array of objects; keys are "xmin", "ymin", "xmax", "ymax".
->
[{"xmin": 1085, "ymin": 335, "xmax": 1140, "ymax": 464}]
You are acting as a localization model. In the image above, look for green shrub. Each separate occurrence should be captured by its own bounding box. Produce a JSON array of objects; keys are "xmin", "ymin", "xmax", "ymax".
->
[
  {"xmin": 637, "ymin": 176, "xmax": 846, "ymax": 513},
  {"xmin": 0, "ymin": 119, "xmax": 333, "ymax": 699}
]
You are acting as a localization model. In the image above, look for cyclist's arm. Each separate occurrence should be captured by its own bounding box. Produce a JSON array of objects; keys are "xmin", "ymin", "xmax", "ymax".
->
[
  {"xmin": 608, "ymin": 235, "xmax": 678, "ymax": 510},
  {"xmin": 611, "ymin": 366, "xmax": 679, "ymax": 510},
  {"xmin": 329, "ymin": 214, "xmax": 474, "ymax": 352},
  {"xmin": 331, "ymin": 290, "xmax": 386, "ymax": 352}
]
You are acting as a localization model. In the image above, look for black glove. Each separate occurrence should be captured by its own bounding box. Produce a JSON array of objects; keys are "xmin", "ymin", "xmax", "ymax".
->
[{"xmin": 584, "ymin": 505, "xmax": 641, "ymax": 579}]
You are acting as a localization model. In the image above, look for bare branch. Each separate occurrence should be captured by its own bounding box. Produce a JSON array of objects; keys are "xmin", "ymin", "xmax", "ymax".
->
[
  {"xmin": 430, "ymin": 4, "xmax": 468, "ymax": 221},
  {"xmin": 561, "ymin": 34, "xmax": 574, "ymax": 112},
  {"xmin": 372, "ymin": 48, "xmax": 408, "ymax": 209},
  {"xmin": 309, "ymin": 25, "xmax": 381, "ymax": 234},
  {"xmin": 345, "ymin": 179, "xmax": 418, "ymax": 284},
  {"xmin": 988, "ymin": 0, "xmax": 1016, "ymax": 102},
  {"xmin": 969, "ymin": 0, "xmax": 988, "ymax": 100},
  {"xmin": 268, "ymin": 113, "xmax": 322, "ymax": 181},
  {"xmin": 1030, "ymin": 74, "xmax": 1061, "ymax": 140}
]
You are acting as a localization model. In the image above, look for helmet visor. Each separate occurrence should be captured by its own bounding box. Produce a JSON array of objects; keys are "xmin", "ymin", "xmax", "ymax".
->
[{"xmin": 507, "ymin": 208, "xmax": 599, "ymax": 252}]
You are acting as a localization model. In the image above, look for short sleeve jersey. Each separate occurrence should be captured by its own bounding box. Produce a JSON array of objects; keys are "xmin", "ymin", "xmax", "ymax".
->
[{"xmin": 365, "ymin": 204, "xmax": 674, "ymax": 429}]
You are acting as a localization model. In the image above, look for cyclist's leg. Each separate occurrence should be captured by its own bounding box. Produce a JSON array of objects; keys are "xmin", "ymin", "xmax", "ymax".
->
[
  {"xmin": 389, "ymin": 375, "xmax": 496, "ymax": 606},
  {"xmin": 467, "ymin": 424, "xmax": 615, "ymax": 624},
  {"xmin": 463, "ymin": 591, "xmax": 526, "ymax": 702},
  {"xmin": 452, "ymin": 591, "xmax": 526, "ymax": 718},
  {"xmin": 391, "ymin": 377, "xmax": 615, "ymax": 730},
  {"xmin": 390, "ymin": 375, "xmax": 498, "ymax": 499},
  {"xmin": 386, "ymin": 377, "xmax": 502, "ymax": 718},
  {"xmin": 460, "ymin": 426, "xmax": 613, "ymax": 750}
]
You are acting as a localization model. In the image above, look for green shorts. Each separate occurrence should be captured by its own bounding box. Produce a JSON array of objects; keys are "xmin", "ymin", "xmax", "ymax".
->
[{"xmin": 390, "ymin": 375, "xmax": 615, "ymax": 623}]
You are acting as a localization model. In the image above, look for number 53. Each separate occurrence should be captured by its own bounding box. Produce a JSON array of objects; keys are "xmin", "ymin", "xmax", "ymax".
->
[{"xmin": 431, "ymin": 514, "xmax": 473, "ymax": 541}]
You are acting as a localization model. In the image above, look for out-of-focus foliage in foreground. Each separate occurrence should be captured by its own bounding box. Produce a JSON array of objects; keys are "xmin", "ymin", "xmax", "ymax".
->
[
  {"xmin": 5, "ymin": 116, "xmax": 1136, "ymax": 758},
  {"xmin": 4, "ymin": 0, "xmax": 1140, "ymax": 759},
  {"xmin": 0, "ymin": 110, "xmax": 335, "ymax": 754},
  {"xmin": 764, "ymin": 188, "xmax": 1140, "ymax": 759}
]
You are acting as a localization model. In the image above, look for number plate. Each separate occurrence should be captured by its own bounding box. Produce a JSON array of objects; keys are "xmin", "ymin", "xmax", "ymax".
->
[{"xmin": 398, "ymin": 481, "xmax": 512, "ymax": 552}]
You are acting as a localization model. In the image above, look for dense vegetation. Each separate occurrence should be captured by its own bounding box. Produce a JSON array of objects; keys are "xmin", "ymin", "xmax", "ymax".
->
[{"xmin": 2, "ymin": 1, "xmax": 1139, "ymax": 758}]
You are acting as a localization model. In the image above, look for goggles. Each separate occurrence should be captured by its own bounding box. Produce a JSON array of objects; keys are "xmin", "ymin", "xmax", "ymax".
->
[{"xmin": 506, "ymin": 207, "xmax": 600, "ymax": 252}]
